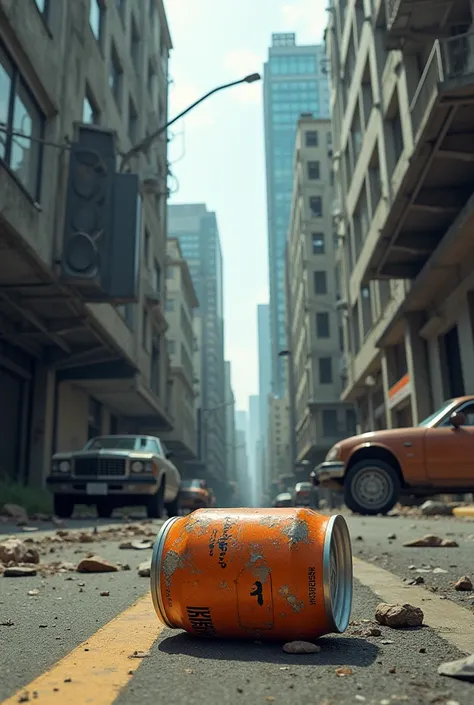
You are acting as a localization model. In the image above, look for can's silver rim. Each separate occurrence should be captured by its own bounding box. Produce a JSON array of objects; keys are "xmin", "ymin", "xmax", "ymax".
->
[
  {"xmin": 150, "ymin": 516, "xmax": 180, "ymax": 628},
  {"xmin": 322, "ymin": 514, "xmax": 353, "ymax": 633}
]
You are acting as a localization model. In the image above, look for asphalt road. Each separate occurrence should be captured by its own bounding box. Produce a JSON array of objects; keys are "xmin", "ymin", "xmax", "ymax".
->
[{"xmin": 1, "ymin": 511, "xmax": 473, "ymax": 705}]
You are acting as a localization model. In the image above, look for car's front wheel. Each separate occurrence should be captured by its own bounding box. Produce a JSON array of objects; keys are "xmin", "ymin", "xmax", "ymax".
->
[
  {"xmin": 344, "ymin": 459, "xmax": 401, "ymax": 516},
  {"xmin": 53, "ymin": 495, "xmax": 74, "ymax": 519},
  {"xmin": 147, "ymin": 482, "xmax": 165, "ymax": 519}
]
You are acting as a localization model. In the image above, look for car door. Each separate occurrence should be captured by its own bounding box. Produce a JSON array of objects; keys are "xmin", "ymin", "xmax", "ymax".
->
[
  {"xmin": 156, "ymin": 440, "xmax": 179, "ymax": 498},
  {"xmin": 425, "ymin": 402, "xmax": 474, "ymax": 485}
]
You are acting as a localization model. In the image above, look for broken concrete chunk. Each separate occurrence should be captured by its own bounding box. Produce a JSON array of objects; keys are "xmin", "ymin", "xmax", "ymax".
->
[
  {"xmin": 3, "ymin": 565, "xmax": 37, "ymax": 578},
  {"xmin": 78, "ymin": 533, "xmax": 95, "ymax": 544},
  {"xmin": 454, "ymin": 576, "xmax": 473, "ymax": 591},
  {"xmin": 119, "ymin": 540, "xmax": 153, "ymax": 550},
  {"xmin": 438, "ymin": 654, "xmax": 474, "ymax": 682},
  {"xmin": 282, "ymin": 640, "xmax": 321, "ymax": 654},
  {"xmin": 420, "ymin": 500, "xmax": 453, "ymax": 516},
  {"xmin": 403, "ymin": 534, "xmax": 458, "ymax": 548},
  {"xmin": 1, "ymin": 504, "xmax": 28, "ymax": 520},
  {"xmin": 375, "ymin": 603, "xmax": 424, "ymax": 628},
  {"xmin": 137, "ymin": 561, "xmax": 151, "ymax": 577},
  {"xmin": 0, "ymin": 539, "xmax": 39, "ymax": 564},
  {"xmin": 76, "ymin": 556, "xmax": 118, "ymax": 573}
]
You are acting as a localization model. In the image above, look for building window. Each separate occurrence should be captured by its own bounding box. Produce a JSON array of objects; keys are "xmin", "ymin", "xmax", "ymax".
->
[
  {"xmin": 305, "ymin": 130, "xmax": 318, "ymax": 146},
  {"xmin": 309, "ymin": 196, "xmax": 322, "ymax": 217},
  {"xmin": 130, "ymin": 16, "xmax": 140, "ymax": 74},
  {"xmin": 312, "ymin": 233, "xmax": 325, "ymax": 254},
  {"xmin": 144, "ymin": 229, "xmax": 150, "ymax": 265},
  {"xmin": 152, "ymin": 261, "xmax": 161, "ymax": 293},
  {"xmin": 142, "ymin": 307, "xmax": 148, "ymax": 349},
  {"xmin": 34, "ymin": 0, "xmax": 49, "ymax": 15},
  {"xmin": 322, "ymin": 409, "xmax": 338, "ymax": 436},
  {"xmin": 165, "ymin": 299, "xmax": 174, "ymax": 312},
  {"xmin": 0, "ymin": 46, "xmax": 44, "ymax": 200},
  {"xmin": 83, "ymin": 88, "xmax": 100, "ymax": 124},
  {"xmin": 307, "ymin": 160, "xmax": 320, "ymax": 179},
  {"xmin": 109, "ymin": 44, "xmax": 123, "ymax": 106},
  {"xmin": 313, "ymin": 271, "xmax": 327, "ymax": 295},
  {"xmin": 319, "ymin": 357, "xmax": 333, "ymax": 384},
  {"xmin": 128, "ymin": 97, "xmax": 138, "ymax": 142},
  {"xmin": 89, "ymin": 0, "xmax": 104, "ymax": 43},
  {"xmin": 147, "ymin": 60, "xmax": 156, "ymax": 97},
  {"xmin": 167, "ymin": 339, "xmax": 176, "ymax": 355},
  {"xmin": 316, "ymin": 312, "xmax": 330, "ymax": 338}
]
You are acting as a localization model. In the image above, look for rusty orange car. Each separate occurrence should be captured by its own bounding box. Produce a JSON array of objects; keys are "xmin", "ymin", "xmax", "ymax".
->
[
  {"xmin": 180, "ymin": 479, "xmax": 211, "ymax": 511},
  {"xmin": 313, "ymin": 396, "xmax": 474, "ymax": 516}
]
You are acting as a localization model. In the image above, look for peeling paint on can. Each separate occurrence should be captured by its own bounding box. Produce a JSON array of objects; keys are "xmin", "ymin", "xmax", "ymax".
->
[{"xmin": 150, "ymin": 508, "xmax": 353, "ymax": 641}]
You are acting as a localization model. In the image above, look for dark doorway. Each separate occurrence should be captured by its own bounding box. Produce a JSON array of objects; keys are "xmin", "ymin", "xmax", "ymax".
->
[
  {"xmin": 442, "ymin": 325, "xmax": 465, "ymax": 397},
  {"xmin": 0, "ymin": 368, "xmax": 24, "ymax": 481}
]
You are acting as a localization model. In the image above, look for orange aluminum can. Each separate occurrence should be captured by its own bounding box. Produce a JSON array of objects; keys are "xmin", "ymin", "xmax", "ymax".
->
[{"xmin": 150, "ymin": 507, "xmax": 352, "ymax": 641}]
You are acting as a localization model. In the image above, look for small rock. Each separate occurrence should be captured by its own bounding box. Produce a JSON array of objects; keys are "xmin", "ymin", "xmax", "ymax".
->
[
  {"xmin": 432, "ymin": 567, "xmax": 448, "ymax": 574},
  {"xmin": 420, "ymin": 500, "xmax": 453, "ymax": 516},
  {"xmin": 137, "ymin": 561, "xmax": 151, "ymax": 577},
  {"xmin": 408, "ymin": 576, "xmax": 425, "ymax": 585},
  {"xmin": 355, "ymin": 536, "xmax": 364, "ymax": 541},
  {"xmin": 122, "ymin": 564, "xmax": 131, "ymax": 571},
  {"xmin": 442, "ymin": 539, "xmax": 459, "ymax": 547},
  {"xmin": 454, "ymin": 576, "xmax": 473, "ymax": 591},
  {"xmin": 1, "ymin": 618, "xmax": 14, "ymax": 626},
  {"xmin": 0, "ymin": 539, "xmax": 39, "ymax": 564},
  {"xmin": 119, "ymin": 540, "xmax": 153, "ymax": 550},
  {"xmin": 335, "ymin": 667, "xmax": 353, "ymax": 676},
  {"xmin": 184, "ymin": 668, "xmax": 194, "ymax": 674},
  {"xmin": 76, "ymin": 556, "xmax": 118, "ymax": 573},
  {"xmin": 375, "ymin": 603, "xmax": 424, "ymax": 628},
  {"xmin": 438, "ymin": 653, "xmax": 474, "ymax": 681},
  {"xmin": 387, "ymin": 534, "xmax": 397, "ymax": 540},
  {"xmin": 403, "ymin": 534, "xmax": 458, "ymax": 548},
  {"xmin": 4, "ymin": 566, "xmax": 37, "ymax": 578},
  {"xmin": 419, "ymin": 647, "xmax": 426, "ymax": 653},
  {"xmin": 363, "ymin": 627, "xmax": 382, "ymax": 637},
  {"xmin": 282, "ymin": 640, "xmax": 321, "ymax": 654},
  {"xmin": 27, "ymin": 589, "xmax": 40, "ymax": 596},
  {"xmin": 129, "ymin": 650, "xmax": 151, "ymax": 659},
  {"xmin": 100, "ymin": 591, "xmax": 110, "ymax": 597},
  {"xmin": 1, "ymin": 503, "xmax": 28, "ymax": 520},
  {"xmin": 78, "ymin": 533, "xmax": 94, "ymax": 544}
]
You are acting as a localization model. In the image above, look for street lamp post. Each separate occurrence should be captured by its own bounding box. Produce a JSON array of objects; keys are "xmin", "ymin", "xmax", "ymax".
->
[{"xmin": 120, "ymin": 73, "xmax": 261, "ymax": 172}]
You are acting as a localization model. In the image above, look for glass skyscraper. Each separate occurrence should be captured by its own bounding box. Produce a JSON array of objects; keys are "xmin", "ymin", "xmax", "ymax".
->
[{"xmin": 263, "ymin": 33, "xmax": 330, "ymax": 397}]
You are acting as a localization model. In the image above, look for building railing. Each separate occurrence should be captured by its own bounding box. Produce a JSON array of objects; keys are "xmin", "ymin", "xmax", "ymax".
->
[
  {"xmin": 385, "ymin": 0, "xmax": 402, "ymax": 31},
  {"xmin": 409, "ymin": 41, "xmax": 443, "ymax": 142}
]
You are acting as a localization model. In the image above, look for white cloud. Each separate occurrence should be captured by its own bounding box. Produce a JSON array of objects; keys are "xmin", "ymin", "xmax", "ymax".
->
[
  {"xmin": 281, "ymin": 0, "xmax": 329, "ymax": 43},
  {"xmin": 223, "ymin": 49, "xmax": 264, "ymax": 105},
  {"xmin": 168, "ymin": 77, "xmax": 216, "ymax": 130}
]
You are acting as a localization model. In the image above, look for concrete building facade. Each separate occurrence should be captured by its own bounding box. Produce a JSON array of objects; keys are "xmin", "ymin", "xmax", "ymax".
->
[
  {"xmin": 287, "ymin": 116, "xmax": 357, "ymax": 471},
  {"xmin": 264, "ymin": 33, "xmax": 330, "ymax": 398},
  {"xmin": 326, "ymin": 0, "xmax": 474, "ymax": 431},
  {"xmin": 161, "ymin": 238, "xmax": 198, "ymax": 462},
  {"xmin": 0, "ymin": 0, "xmax": 173, "ymax": 486},
  {"xmin": 257, "ymin": 303, "xmax": 271, "ymax": 497},
  {"xmin": 267, "ymin": 395, "xmax": 291, "ymax": 494},
  {"xmin": 224, "ymin": 361, "xmax": 237, "ymax": 482},
  {"xmin": 167, "ymin": 203, "xmax": 226, "ymax": 483}
]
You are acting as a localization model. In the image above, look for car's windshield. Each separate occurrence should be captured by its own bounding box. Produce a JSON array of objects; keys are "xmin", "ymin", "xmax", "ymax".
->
[
  {"xmin": 418, "ymin": 399, "xmax": 457, "ymax": 427},
  {"xmin": 182, "ymin": 480, "xmax": 205, "ymax": 489},
  {"xmin": 296, "ymin": 483, "xmax": 312, "ymax": 492},
  {"xmin": 84, "ymin": 436, "xmax": 159, "ymax": 452}
]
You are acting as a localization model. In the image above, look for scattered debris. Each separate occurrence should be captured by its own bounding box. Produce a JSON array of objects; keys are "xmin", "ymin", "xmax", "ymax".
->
[
  {"xmin": 432, "ymin": 567, "xmax": 448, "ymax": 574},
  {"xmin": 129, "ymin": 650, "xmax": 151, "ymax": 659},
  {"xmin": 1, "ymin": 619, "xmax": 14, "ymax": 627},
  {"xmin": 137, "ymin": 561, "xmax": 151, "ymax": 578},
  {"xmin": 184, "ymin": 668, "xmax": 194, "ymax": 674},
  {"xmin": 403, "ymin": 535, "xmax": 458, "ymax": 548},
  {"xmin": 419, "ymin": 647, "xmax": 426, "ymax": 653},
  {"xmin": 335, "ymin": 667, "xmax": 353, "ymax": 677},
  {"xmin": 1, "ymin": 503, "xmax": 28, "ymax": 521},
  {"xmin": 76, "ymin": 556, "xmax": 118, "ymax": 573},
  {"xmin": 438, "ymin": 654, "xmax": 474, "ymax": 682},
  {"xmin": 375, "ymin": 603, "xmax": 424, "ymax": 628},
  {"xmin": 420, "ymin": 500, "xmax": 453, "ymax": 517},
  {"xmin": 78, "ymin": 533, "xmax": 95, "ymax": 544},
  {"xmin": 3, "ymin": 566, "xmax": 37, "ymax": 578},
  {"xmin": 387, "ymin": 534, "xmax": 397, "ymax": 540},
  {"xmin": 119, "ymin": 540, "xmax": 153, "ymax": 550},
  {"xmin": 408, "ymin": 576, "xmax": 425, "ymax": 585},
  {"xmin": 454, "ymin": 576, "xmax": 473, "ymax": 591},
  {"xmin": 282, "ymin": 640, "xmax": 321, "ymax": 654},
  {"xmin": 363, "ymin": 627, "xmax": 382, "ymax": 637},
  {"xmin": 99, "ymin": 591, "xmax": 110, "ymax": 597},
  {"xmin": 27, "ymin": 589, "xmax": 40, "ymax": 596},
  {"xmin": 0, "ymin": 539, "xmax": 39, "ymax": 564}
]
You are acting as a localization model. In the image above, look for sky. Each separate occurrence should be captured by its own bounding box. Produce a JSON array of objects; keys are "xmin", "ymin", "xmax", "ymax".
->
[{"xmin": 164, "ymin": 0, "xmax": 328, "ymax": 411}]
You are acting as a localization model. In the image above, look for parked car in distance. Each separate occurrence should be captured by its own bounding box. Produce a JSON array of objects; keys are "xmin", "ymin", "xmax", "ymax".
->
[
  {"xmin": 47, "ymin": 435, "xmax": 181, "ymax": 520},
  {"xmin": 272, "ymin": 492, "xmax": 293, "ymax": 508},
  {"xmin": 314, "ymin": 396, "xmax": 474, "ymax": 516},
  {"xmin": 292, "ymin": 482, "xmax": 313, "ymax": 507},
  {"xmin": 180, "ymin": 479, "xmax": 211, "ymax": 511}
]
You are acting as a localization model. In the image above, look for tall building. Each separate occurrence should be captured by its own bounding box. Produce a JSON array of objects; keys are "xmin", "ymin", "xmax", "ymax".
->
[
  {"xmin": 286, "ymin": 116, "xmax": 356, "ymax": 475},
  {"xmin": 247, "ymin": 394, "xmax": 260, "ymax": 505},
  {"xmin": 224, "ymin": 361, "xmax": 237, "ymax": 482},
  {"xmin": 161, "ymin": 239, "xmax": 199, "ymax": 464},
  {"xmin": 235, "ymin": 429, "xmax": 250, "ymax": 505},
  {"xmin": 257, "ymin": 303, "xmax": 272, "ymax": 498},
  {"xmin": 263, "ymin": 33, "xmax": 330, "ymax": 398},
  {"xmin": 0, "ymin": 0, "xmax": 172, "ymax": 487},
  {"xmin": 326, "ymin": 1, "xmax": 474, "ymax": 431},
  {"xmin": 267, "ymin": 395, "xmax": 291, "ymax": 495},
  {"xmin": 168, "ymin": 204, "xmax": 226, "ymax": 485}
]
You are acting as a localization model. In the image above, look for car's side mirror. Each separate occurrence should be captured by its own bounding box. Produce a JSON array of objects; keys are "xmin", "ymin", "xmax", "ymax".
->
[
  {"xmin": 165, "ymin": 450, "xmax": 175, "ymax": 459},
  {"xmin": 450, "ymin": 411, "xmax": 466, "ymax": 429}
]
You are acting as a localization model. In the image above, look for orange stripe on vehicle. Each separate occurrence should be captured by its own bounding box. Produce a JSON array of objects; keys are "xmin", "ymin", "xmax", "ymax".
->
[{"xmin": 1, "ymin": 594, "xmax": 165, "ymax": 705}]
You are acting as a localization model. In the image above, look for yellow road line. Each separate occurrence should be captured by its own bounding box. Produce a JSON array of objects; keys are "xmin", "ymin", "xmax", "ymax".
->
[
  {"xmin": 353, "ymin": 556, "xmax": 474, "ymax": 655},
  {"xmin": 1, "ymin": 593, "xmax": 166, "ymax": 705}
]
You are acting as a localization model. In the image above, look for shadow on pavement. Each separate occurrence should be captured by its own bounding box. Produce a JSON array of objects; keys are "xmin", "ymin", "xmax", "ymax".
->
[{"xmin": 158, "ymin": 633, "xmax": 379, "ymax": 666}]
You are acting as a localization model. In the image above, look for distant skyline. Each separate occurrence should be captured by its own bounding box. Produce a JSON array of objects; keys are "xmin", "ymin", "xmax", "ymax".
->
[{"xmin": 164, "ymin": 0, "xmax": 327, "ymax": 409}]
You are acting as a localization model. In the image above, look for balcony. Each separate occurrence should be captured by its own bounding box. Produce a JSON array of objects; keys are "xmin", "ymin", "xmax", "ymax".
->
[
  {"xmin": 385, "ymin": 0, "xmax": 471, "ymax": 52},
  {"xmin": 366, "ymin": 31, "xmax": 474, "ymax": 282}
]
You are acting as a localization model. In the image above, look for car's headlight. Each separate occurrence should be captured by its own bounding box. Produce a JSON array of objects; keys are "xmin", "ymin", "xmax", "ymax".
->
[
  {"xmin": 131, "ymin": 461, "xmax": 144, "ymax": 473},
  {"xmin": 52, "ymin": 460, "xmax": 71, "ymax": 473},
  {"xmin": 325, "ymin": 445, "xmax": 341, "ymax": 462}
]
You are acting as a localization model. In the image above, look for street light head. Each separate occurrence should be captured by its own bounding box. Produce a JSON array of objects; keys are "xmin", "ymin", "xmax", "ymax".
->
[{"xmin": 244, "ymin": 73, "xmax": 261, "ymax": 83}]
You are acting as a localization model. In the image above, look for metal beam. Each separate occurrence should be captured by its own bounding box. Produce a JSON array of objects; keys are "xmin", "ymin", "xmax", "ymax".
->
[
  {"xmin": 0, "ymin": 290, "xmax": 71, "ymax": 352},
  {"xmin": 46, "ymin": 345, "xmax": 111, "ymax": 368},
  {"xmin": 437, "ymin": 150, "xmax": 474, "ymax": 162},
  {"xmin": 57, "ymin": 359, "xmax": 137, "ymax": 382},
  {"xmin": 0, "ymin": 314, "xmax": 41, "ymax": 357},
  {"xmin": 379, "ymin": 262, "xmax": 424, "ymax": 279},
  {"xmin": 413, "ymin": 187, "xmax": 466, "ymax": 210},
  {"xmin": 392, "ymin": 231, "xmax": 443, "ymax": 254}
]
